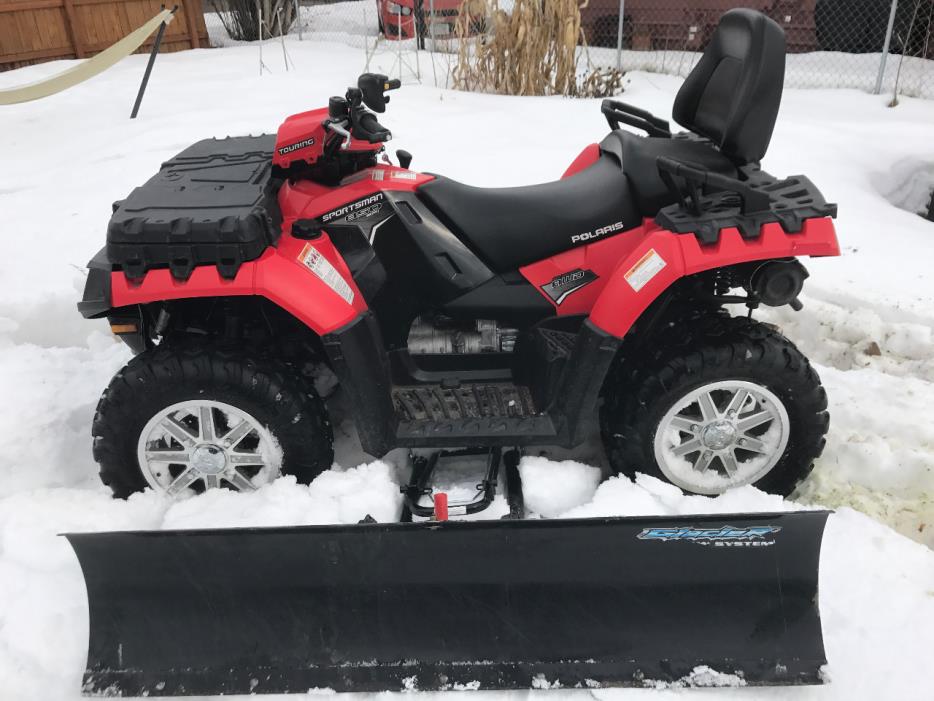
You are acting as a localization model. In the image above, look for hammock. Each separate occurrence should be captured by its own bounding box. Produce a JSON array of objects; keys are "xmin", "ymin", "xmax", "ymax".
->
[{"xmin": 0, "ymin": 9, "xmax": 176, "ymax": 106}]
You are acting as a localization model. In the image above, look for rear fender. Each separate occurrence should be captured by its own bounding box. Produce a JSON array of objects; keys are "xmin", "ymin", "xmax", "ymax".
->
[
  {"xmin": 109, "ymin": 235, "xmax": 367, "ymax": 336},
  {"xmin": 544, "ymin": 217, "xmax": 838, "ymax": 445},
  {"xmin": 562, "ymin": 143, "xmax": 601, "ymax": 178},
  {"xmin": 589, "ymin": 217, "xmax": 840, "ymax": 338}
]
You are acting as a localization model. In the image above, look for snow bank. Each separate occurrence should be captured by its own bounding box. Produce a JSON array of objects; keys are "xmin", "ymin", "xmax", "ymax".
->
[
  {"xmin": 162, "ymin": 463, "xmax": 403, "ymax": 529},
  {"xmin": 2, "ymin": 462, "xmax": 932, "ymax": 701},
  {"xmin": 874, "ymin": 158, "xmax": 934, "ymax": 218},
  {"xmin": 758, "ymin": 295, "xmax": 934, "ymax": 545},
  {"xmin": 519, "ymin": 455, "xmax": 602, "ymax": 517}
]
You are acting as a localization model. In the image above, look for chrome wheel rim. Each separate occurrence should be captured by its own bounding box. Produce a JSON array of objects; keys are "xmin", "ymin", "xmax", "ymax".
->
[
  {"xmin": 652, "ymin": 380, "xmax": 790, "ymax": 495},
  {"xmin": 137, "ymin": 400, "xmax": 282, "ymax": 496}
]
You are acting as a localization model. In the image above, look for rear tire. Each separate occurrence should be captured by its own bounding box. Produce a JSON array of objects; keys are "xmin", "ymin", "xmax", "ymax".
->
[
  {"xmin": 600, "ymin": 315, "xmax": 828, "ymax": 497},
  {"xmin": 92, "ymin": 345, "xmax": 333, "ymax": 498}
]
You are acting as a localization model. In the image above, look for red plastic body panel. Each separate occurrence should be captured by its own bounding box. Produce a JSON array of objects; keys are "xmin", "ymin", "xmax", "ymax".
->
[
  {"xmin": 273, "ymin": 107, "xmax": 383, "ymax": 170},
  {"xmin": 522, "ymin": 217, "xmax": 839, "ymax": 338},
  {"xmin": 110, "ymin": 164, "xmax": 433, "ymax": 335},
  {"xmin": 110, "ymin": 109, "xmax": 841, "ymax": 348},
  {"xmin": 111, "ymin": 234, "xmax": 367, "ymax": 336},
  {"xmin": 562, "ymin": 143, "xmax": 601, "ymax": 178},
  {"xmin": 278, "ymin": 164, "xmax": 433, "ymax": 231}
]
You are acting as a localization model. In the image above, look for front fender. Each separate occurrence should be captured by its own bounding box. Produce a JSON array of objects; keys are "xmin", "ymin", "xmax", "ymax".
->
[
  {"xmin": 109, "ymin": 234, "xmax": 367, "ymax": 336},
  {"xmin": 589, "ymin": 217, "xmax": 840, "ymax": 338}
]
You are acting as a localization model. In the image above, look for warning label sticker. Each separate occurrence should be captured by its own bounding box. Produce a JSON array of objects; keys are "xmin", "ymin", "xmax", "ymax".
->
[
  {"xmin": 299, "ymin": 244, "xmax": 355, "ymax": 305},
  {"xmin": 624, "ymin": 248, "xmax": 666, "ymax": 292}
]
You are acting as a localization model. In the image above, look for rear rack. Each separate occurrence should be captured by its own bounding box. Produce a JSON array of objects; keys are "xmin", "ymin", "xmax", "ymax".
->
[{"xmin": 655, "ymin": 156, "xmax": 837, "ymax": 245}]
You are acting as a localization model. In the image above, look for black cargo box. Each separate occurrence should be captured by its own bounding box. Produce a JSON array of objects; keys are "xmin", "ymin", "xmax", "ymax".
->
[{"xmin": 107, "ymin": 135, "xmax": 281, "ymax": 281}]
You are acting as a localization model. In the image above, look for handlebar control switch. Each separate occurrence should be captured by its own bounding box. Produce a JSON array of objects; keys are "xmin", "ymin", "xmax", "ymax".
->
[{"xmin": 358, "ymin": 73, "xmax": 401, "ymax": 113}]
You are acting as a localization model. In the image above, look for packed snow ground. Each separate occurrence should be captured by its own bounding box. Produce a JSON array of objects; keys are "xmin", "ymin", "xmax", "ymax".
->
[{"xmin": 1, "ymin": 37, "xmax": 934, "ymax": 701}]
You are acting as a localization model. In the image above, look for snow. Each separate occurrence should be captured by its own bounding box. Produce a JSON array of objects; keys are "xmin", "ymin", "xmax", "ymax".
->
[
  {"xmin": 876, "ymin": 158, "xmax": 934, "ymax": 217},
  {"xmin": 1, "ymin": 35, "xmax": 934, "ymax": 701},
  {"xmin": 641, "ymin": 665, "xmax": 747, "ymax": 689},
  {"xmin": 519, "ymin": 455, "xmax": 602, "ymax": 517}
]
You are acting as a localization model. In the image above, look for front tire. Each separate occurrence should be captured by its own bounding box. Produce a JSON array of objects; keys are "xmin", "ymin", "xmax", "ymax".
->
[
  {"xmin": 600, "ymin": 316, "xmax": 828, "ymax": 496},
  {"xmin": 92, "ymin": 346, "xmax": 333, "ymax": 498}
]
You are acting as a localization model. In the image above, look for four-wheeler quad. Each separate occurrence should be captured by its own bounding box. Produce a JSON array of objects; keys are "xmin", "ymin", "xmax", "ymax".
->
[
  {"xmin": 67, "ymin": 11, "xmax": 838, "ymax": 695},
  {"xmin": 80, "ymin": 8, "xmax": 838, "ymax": 501}
]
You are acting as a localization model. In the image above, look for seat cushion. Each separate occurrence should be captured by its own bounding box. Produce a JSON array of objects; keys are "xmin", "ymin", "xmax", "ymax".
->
[
  {"xmin": 600, "ymin": 131, "xmax": 738, "ymax": 215},
  {"xmin": 417, "ymin": 155, "xmax": 641, "ymax": 272}
]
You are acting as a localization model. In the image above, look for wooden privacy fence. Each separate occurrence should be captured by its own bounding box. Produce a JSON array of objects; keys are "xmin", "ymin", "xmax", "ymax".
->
[{"xmin": 0, "ymin": 0, "xmax": 209, "ymax": 71}]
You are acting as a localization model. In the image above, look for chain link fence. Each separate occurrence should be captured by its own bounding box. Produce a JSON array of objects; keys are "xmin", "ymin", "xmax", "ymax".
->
[
  {"xmin": 203, "ymin": 1, "xmax": 379, "ymax": 51},
  {"xmin": 582, "ymin": 0, "xmax": 933, "ymax": 98},
  {"xmin": 201, "ymin": 0, "xmax": 934, "ymax": 99}
]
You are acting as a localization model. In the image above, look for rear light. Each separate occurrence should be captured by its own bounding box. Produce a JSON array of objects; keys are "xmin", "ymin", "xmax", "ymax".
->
[{"xmin": 110, "ymin": 323, "xmax": 138, "ymax": 334}]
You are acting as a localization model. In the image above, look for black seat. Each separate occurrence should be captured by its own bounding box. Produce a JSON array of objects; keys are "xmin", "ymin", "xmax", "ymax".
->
[
  {"xmin": 605, "ymin": 9, "xmax": 785, "ymax": 214},
  {"xmin": 418, "ymin": 9, "xmax": 786, "ymax": 272},
  {"xmin": 418, "ymin": 154, "xmax": 641, "ymax": 272},
  {"xmin": 600, "ymin": 132, "xmax": 738, "ymax": 215}
]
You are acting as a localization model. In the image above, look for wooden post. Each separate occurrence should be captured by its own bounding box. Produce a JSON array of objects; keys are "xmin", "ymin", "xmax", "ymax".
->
[
  {"xmin": 62, "ymin": 0, "xmax": 86, "ymax": 58},
  {"xmin": 182, "ymin": 0, "xmax": 201, "ymax": 48}
]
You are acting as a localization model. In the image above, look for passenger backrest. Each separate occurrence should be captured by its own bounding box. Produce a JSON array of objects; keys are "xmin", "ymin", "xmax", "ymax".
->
[{"xmin": 672, "ymin": 9, "xmax": 786, "ymax": 165}]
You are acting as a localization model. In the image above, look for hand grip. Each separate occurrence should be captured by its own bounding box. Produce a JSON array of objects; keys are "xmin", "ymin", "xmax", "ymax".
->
[
  {"xmin": 601, "ymin": 99, "xmax": 671, "ymax": 138},
  {"xmin": 356, "ymin": 111, "xmax": 391, "ymax": 143}
]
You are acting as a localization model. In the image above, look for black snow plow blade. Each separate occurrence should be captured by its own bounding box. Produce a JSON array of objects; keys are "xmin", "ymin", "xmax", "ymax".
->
[{"xmin": 66, "ymin": 511, "xmax": 829, "ymax": 696}]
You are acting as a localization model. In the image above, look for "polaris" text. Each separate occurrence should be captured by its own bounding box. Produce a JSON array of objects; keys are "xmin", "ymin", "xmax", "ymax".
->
[{"xmin": 571, "ymin": 220, "xmax": 625, "ymax": 244}]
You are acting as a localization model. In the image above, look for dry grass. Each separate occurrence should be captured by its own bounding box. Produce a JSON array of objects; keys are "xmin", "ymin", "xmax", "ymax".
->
[{"xmin": 452, "ymin": 0, "xmax": 623, "ymax": 98}]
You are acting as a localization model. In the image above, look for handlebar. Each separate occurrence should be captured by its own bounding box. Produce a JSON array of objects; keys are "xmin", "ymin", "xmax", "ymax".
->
[
  {"xmin": 354, "ymin": 111, "xmax": 391, "ymax": 143},
  {"xmin": 324, "ymin": 111, "xmax": 392, "ymax": 150},
  {"xmin": 323, "ymin": 73, "xmax": 399, "ymax": 151}
]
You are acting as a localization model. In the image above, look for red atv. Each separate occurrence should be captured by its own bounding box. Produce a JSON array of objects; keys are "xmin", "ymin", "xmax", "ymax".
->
[{"xmin": 81, "ymin": 9, "xmax": 838, "ymax": 501}]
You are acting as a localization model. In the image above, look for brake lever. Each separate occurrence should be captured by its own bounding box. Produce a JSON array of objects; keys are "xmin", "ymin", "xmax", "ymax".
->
[{"xmin": 326, "ymin": 120, "xmax": 352, "ymax": 150}]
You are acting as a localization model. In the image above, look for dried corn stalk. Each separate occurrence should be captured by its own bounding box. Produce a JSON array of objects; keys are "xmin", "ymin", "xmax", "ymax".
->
[{"xmin": 452, "ymin": 0, "xmax": 623, "ymax": 98}]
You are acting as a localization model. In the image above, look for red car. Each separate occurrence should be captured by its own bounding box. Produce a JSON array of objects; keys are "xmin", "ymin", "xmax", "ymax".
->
[{"xmin": 377, "ymin": 0, "xmax": 482, "ymax": 41}]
